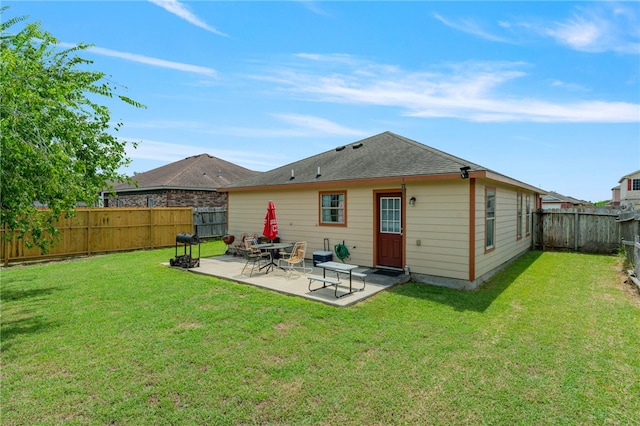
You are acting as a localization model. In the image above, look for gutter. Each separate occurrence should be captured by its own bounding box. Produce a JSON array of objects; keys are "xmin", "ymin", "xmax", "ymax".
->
[{"xmin": 220, "ymin": 170, "xmax": 545, "ymax": 195}]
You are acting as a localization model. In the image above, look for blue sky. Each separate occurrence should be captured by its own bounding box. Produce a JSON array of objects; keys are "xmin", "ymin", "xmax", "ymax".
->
[{"xmin": 6, "ymin": 1, "xmax": 640, "ymax": 202}]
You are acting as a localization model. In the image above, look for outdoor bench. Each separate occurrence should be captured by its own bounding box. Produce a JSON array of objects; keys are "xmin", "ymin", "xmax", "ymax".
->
[
  {"xmin": 328, "ymin": 271, "xmax": 366, "ymax": 288},
  {"xmin": 341, "ymin": 271, "xmax": 366, "ymax": 286},
  {"xmin": 308, "ymin": 275, "xmax": 342, "ymax": 297}
]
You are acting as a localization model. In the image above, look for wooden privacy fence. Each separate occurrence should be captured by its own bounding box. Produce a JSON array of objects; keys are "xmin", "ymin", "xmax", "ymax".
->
[
  {"xmin": 622, "ymin": 235, "xmax": 640, "ymax": 282},
  {"xmin": 618, "ymin": 209, "xmax": 640, "ymax": 246},
  {"xmin": 619, "ymin": 210, "xmax": 640, "ymax": 282},
  {"xmin": 536, "ymin": 207, "xmax": 621, "ymax": 253},
  {"xmin": 193, "ymin": 207, "xmax": 227, "ymax": 239},
  {"xmin": 1, "ymin": 208, "xmax": 193, "ymax": 266}
]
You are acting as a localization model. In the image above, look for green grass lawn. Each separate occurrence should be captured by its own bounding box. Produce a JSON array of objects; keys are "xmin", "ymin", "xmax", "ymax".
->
[{"xmin": 2, "ymin": 242, "xmax": 639, "ymax": 425}]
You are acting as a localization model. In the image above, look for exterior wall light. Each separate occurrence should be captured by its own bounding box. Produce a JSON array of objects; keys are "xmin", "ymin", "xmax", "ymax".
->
[
  {"xmin": 409, "ymin": 196, "xmax": 416, "ymax": 206},
  {"xmin": 460, "ymin": 166, "xmax": 471, "ymax": 179}
]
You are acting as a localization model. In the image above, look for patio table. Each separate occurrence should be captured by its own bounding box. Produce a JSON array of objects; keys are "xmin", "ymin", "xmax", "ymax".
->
[
  {"xmin": 252, "ymin": 242, "xmax": 293, "ymax": 273},
  {"xmin": 311, "ymin": 261, "xmax": 360, "ymax": 297}
]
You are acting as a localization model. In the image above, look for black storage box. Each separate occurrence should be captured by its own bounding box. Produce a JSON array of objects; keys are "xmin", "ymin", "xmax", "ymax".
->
[{"xmin": 313, "ymin": 250, "xmax": 333, "ymax": 266}]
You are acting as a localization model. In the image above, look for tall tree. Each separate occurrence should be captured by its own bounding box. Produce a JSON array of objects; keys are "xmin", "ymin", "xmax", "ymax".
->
[{"xmin": 0, "ymin": 8, "xmax": 144, "ymax": 252}]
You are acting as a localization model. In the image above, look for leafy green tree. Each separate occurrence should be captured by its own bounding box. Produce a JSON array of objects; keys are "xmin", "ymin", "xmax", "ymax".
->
[{"xmin": 0, "ymin": 8, "xmax": 144, "ymax": 252}]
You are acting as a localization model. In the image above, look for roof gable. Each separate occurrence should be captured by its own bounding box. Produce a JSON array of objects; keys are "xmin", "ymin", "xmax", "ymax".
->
[
  {"xmin": 224, "ymin": 132, "xmax": 487, "ymax": 189},
  {"xmin": 619, "ymin": 169, "xmax": 640, "ymax": 182},
  {"xmin": 113, "ymin": 154, "xmax": 259, "ymax": 191}
]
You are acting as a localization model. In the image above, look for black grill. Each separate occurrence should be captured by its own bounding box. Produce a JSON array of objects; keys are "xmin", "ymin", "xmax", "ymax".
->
[{"xmin": 170, "ymin": 233, "xmax": 200, "ymax": 268}]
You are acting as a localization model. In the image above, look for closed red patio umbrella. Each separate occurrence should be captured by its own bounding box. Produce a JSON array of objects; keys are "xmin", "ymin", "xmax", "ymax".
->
[{"xmin": 263, "ymin": 200, "xmax": 278, "ymax": 242}]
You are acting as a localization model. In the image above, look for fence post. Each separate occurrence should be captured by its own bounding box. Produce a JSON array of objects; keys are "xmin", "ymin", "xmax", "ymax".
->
[
  {"xmin": 87, "ymin": 210, "xmax": 92, "ymax": 256},
  {"xmin": 532, "ymin": 211, "xmax": 537, "ymax": 249},
  {"xmin": 635, "ymin": 235, "xmax": 640, "ymax": 279},
  {"xmin": 149, "ymin": 208, "xmax": 154, "ymax": 249},
  {"xmin": 574, "ymin": 210, "xmax": 579, "ymax": 251},
  {"xmin": 534, "ymin": 210, "xmax": 544, "ymax": 250},
  {"xmin": 3, "ymin": 224, "xmax": 8, "ymax": 267}
]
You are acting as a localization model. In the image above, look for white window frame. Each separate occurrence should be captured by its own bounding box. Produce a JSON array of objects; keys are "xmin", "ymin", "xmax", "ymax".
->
[
  {"xmin": 319, "ymin": 191, "xmax": 346, "ymax": 226},
  {"xmin": 525, "ymin": 195, "xmax": 531, "ymax": 236},
  {"xmin": 379, "ymin": 196, "xmax": 402, "ymax": 234},
  {"xmin": 486, "ymin": 188, "xmax": 496, "ymax": 251},
  {"xmin": 517, "ymin": 193, "xmax": 523, "ymax": 240}
]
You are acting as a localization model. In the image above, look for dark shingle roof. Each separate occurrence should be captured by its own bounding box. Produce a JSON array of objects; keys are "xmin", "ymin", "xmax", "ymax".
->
[
  {"xmin": 542, "ymin": 191, "xmax": 590, "ymax": 205},
  {"xmin": 223, "ymin": 131, "xmax": 487, "ymax": 189},
  {"xmin": 113, "ymin": 154, "xmax": 259, "ymax": 192}
]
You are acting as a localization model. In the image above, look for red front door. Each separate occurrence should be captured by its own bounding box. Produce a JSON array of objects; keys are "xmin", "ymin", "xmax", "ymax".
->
[{"xmin": 376, "ymin": 192, "xmax": 403, "ymax": 269}]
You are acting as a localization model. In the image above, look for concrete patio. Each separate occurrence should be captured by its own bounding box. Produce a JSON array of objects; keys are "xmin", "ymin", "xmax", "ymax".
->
[{"xmin": 176, "ymin": 255, "xmax": 411, "ymax": 307}]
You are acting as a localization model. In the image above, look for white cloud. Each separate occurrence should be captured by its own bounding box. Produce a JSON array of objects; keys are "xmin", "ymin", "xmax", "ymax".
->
[
  {"xmin": 88, "ymin": 46, "xmax": 217, "ymax": 77},
  {"xmin": 149, "ymin": 0, "xmax": 228, "ymax": 37},
  {"xmin": 123, "ymin": 139, "xmax": 204, "ymax": 162},
  {"xmin": 524, "ymin": 4, "xmax": 640, "ymax": 54},
  {"xmin": 295, "ymin": 53, "xmax": 360, "ymax": 65},
  {"xmin": 123, "ymin": 138, "xmax": 277, "ymax": 170},
  {"xmin": 296, "ymin": 1, "xmax": 330, "ymax": 17},
  {"xmin": 549, "ymin": 80, "xmax": 589, "ymax": 92},
  {"xmin": 215, "ymin": 114, "xmax": 368, "ymax": 138},
  {"xmin": 272, "ymin": 114, "xmax": 368, "ymax": 136},
  {"xmin": 123, "ymin": 120, "xmax": 209, "ymax": 130},
  {"xmin": 408, "ymin": 99, "xmax": 639, "ymax": 123},
  {"xmin": 544, "ymin": 13, "xmax": 608, "ymax": 52},
  {"xmin": 434, "ymin": 13, "xmax": 512, "ymax": 43},
  {"xmin": 124, "ymin": 115, "xmax": 366, "ymax": 139},
  {"xmin": 438, "ymin": 4, "xmax": 640, "ymax": 55},
  {"xmin": 259, "ymin": 55, "xmax": 640, "ymax": 123}
]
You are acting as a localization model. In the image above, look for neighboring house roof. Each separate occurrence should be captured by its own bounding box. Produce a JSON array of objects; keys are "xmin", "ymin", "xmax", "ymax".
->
[
  {"xmin": 619, "ymin": 170, "xmax": 640, "ymax": 183},
  {"xmin": 541, "ymin": 191, "xmax": 590, "ymax": 205},
  {"xmin": 113, "ymin": 154, "xmax": 259, "ymax": 193},
  {"xmin": 221, "ymin": 131, "xmax": 543, "ymax": 193}
]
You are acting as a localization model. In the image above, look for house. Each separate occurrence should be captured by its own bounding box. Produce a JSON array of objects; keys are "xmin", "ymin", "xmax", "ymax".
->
[
  {"xmin": 220, "ymin": 132, "xmax": 544, "ymax": 290},
  {"xmin": 541, "ymin": 191, "xmax": 591, "ymax": 210},
  {"xmin": 618, "ymin": 170, "xmax": 640, "ymax": 209},
  {"xmin": 106, "ymin": 154, "xmax": 259, "ymax": 208},
  {"xmin": 609, "ymin": 185, "xmax": 621, "ymax": 207}
]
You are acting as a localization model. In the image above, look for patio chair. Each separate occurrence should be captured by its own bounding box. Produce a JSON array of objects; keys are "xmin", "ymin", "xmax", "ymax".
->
[
  {"xmin": 232, "ymin": 233, "xmax": 257, "ymax": 256},
  {"xmin": 240, "ymin": 239, "xmax": 270, "ymax": 277},
  {"xmin": 277, "ymin": 241, "xmax": 312, "ymax": 276}
]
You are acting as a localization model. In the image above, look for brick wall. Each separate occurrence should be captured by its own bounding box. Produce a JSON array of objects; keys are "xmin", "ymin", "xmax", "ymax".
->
[{"xmin": 107, "ymin": 189, "xmax": 226, "ymax": 208}]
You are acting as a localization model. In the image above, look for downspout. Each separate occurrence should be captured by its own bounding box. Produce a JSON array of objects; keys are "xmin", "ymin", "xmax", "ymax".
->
[{"xmin": 402, "ymin": 180, "xmax": 407, "ymax": 273}]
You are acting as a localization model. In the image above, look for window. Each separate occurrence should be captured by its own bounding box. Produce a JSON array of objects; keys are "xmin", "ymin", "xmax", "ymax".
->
[
  {"xmin": 525, "ymin": 195, "xmax": 531, "ymax": 236},
  {"xmin": 147, "ymin": 197, "xmax": 155, "ymax": 207},
  {"xmin": 633, "ymin": 179, "xmax": 640, "ymax": 191},
  {"xmin": 516, "ymin": 193, "xmax": 523, "ymax": 239},
  {"xmin": 486, "ymin": 188, "xmax": 496, "ymax": 250},
  {"xmin": 320, "ymin": 192, "xmax": 346, "ymax": 225},
  {"xmin": 380, "ymin": 197, "xmax": 401, "ymax": 233},
  {"xmin": 117, "ymin": 199, "xmax": 124, "ymax": 207}
]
